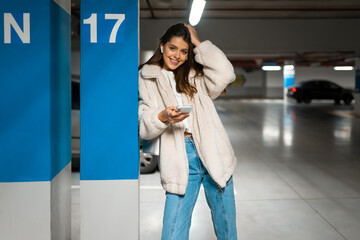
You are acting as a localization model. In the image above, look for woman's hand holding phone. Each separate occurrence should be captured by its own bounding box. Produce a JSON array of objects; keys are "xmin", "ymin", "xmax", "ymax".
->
[
  {"xmin": 176, "ymin": 105, "xmax": 192, "ymax": 113},
  {"xmin": 158, "ymin": 106, "xmax": 190, "ymax": 124}
]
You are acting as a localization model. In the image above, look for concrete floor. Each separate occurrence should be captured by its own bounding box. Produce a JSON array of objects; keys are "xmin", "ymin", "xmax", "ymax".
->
[{"xmin": 72, "ymin": 99, "xmax": 360, "ymax": 240}]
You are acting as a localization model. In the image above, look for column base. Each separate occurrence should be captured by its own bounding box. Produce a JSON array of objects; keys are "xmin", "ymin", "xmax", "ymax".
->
[
  {"xmin": 0, "ymin": 162, "xmax": 71, "ymax": 240},
  {"xmin": 80, "ymin": 179, "xmax": 139, "ymax": 240}
]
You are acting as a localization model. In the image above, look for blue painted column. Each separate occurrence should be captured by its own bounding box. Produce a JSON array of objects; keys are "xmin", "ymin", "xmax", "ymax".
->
[
  {"xmin": 0, "ymin": 0, "xmax": 71, "ymax": 239},
  {"xmin": 80, "ymin": 0, "xmax": 139, "ymax": 239},
  {"xmin": 283, "ymin": 61, "xmax": 295, "ymax": 103}
]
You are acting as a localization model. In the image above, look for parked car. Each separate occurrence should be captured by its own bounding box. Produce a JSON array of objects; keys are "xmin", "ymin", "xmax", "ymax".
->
[
  {"xmin": 71, "ymin": 79, "xmax": 158, "ymax": 173},
  {"xmin": 287, "ymin": 80, "xmax": 354, "ymax": 105}
]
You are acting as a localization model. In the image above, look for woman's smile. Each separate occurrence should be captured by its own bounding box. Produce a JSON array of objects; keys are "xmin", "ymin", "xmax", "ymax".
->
[{"xmin": 169, "ymin": 58, "xmax": 180, "ymax": 65}]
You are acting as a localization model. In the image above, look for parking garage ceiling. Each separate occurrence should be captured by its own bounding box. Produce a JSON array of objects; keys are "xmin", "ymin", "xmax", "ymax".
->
[
  {"xmin": 139, "ymin": 0, "xmax": 360, "ymax": 19},
  {"xmin": 71, "ymin": 0, "xmax": 360, "ymax": 67}
]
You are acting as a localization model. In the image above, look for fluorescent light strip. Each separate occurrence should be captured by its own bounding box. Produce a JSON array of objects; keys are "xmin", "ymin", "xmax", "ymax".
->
[
  {"xmin": 334, "ymin": 66, "xmax": 354, "ymax": 71},
  {"xmin": 284, "ymin": 65, "xmax": 294, "ymax": 70},
  {"xmin": 189, "ymin": 0, "xmax": 206, "ymax": 26},
  {"xmin": 262, "ymin": 66, "xmax": 281, "ymax": 71}
]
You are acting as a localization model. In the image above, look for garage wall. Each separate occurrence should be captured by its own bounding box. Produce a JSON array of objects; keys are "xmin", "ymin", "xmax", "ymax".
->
[
  {"xmin": 72, "ymin": 51, "xmax": 80, "ymax": 76},
  {"xmin": 355, "ymin": 95, "xmax": 360, "ymax": 115},
  {"xmin": 265, "ymin": 70, "xmax": 283, "ymax": 98},
  {"xmin": 226, "ymin": 67, "xmax": 265, "ymax": 98},
  {"xmin": 266, "ymin": 67, "xmax": 356, "ymax": 98},
  {"xmin": 295, "ymin": 67, "xmax": 355, "ymax": 87},
  {"xmin": 95, "ymin": 49, "xmax": 358, "ymax": 100},
  {"xmin": 140, "ymin": 18, "xmax": 359, "ymax": 100},
  {"xmin": 225, "ymin": 67, "xmax": 356, "ymax": 99},
  {"xmin": 140, "ymin": 18, "xmax": 360, "ymax": 52}
]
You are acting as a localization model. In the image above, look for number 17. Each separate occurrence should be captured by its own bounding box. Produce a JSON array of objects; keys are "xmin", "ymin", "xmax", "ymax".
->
[{"xmin": 83, "ymin": 13, "xmax": 125, "ymax": 43}]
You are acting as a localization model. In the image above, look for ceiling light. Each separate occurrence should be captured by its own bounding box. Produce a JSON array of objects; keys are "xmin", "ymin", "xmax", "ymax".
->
[
  {"xmin": 262, "ymin": 66, "xmax": 281, "ymax": 71},
  {"xmin": 189, "ymin": 0, "xmax": 206, "ymax": 26},
  {"xmin": 334, "ymin": 66, "xmax": 354, "ymax": 71},
  {"xmin": 284, "ymin": 65, "xmax": 294, "ymax": 70}
]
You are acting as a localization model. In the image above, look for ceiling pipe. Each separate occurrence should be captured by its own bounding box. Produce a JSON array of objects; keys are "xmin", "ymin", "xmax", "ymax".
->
[
  {"xmin": 146, "ymin": 0, "xmax": 156, "ymax": 19},
  {"xmin": 140, "ymin": 7, "xmax": 360, "ymax": 12}
]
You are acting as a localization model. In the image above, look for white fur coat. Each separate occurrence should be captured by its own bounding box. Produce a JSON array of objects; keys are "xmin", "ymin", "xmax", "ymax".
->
[{"xmin": 138, "ymin": 40, "xmax": 237, "ymax": 195}]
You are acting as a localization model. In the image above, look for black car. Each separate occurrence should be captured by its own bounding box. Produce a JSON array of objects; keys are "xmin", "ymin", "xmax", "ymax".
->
[{"xmin": 287, "ymin": 80, "xmax": 354, "ymax": 105}]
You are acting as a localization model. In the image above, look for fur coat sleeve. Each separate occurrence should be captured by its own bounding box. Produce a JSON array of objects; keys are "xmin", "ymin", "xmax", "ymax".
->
[
  {"xmin": 193, "ymin": 40, "xmax": 236, "ymax": 99},
  {"xmin": 138, "ymin": 71, "xmax": 169, "ymax": 140}
]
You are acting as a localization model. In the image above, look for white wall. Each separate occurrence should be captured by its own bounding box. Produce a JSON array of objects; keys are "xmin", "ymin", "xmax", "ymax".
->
[
  {"xmin": 226, "ymin": 67, "xmax": 265, "ymax": 98},
  {"xmin": 266, "ymin": 70, "xmax": 283, "ymax": 98}
]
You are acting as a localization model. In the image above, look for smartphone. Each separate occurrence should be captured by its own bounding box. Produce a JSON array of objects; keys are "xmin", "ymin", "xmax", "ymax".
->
[{"xmin": 176, "ymin": 105, "xmax": 192, "ymax": 113}]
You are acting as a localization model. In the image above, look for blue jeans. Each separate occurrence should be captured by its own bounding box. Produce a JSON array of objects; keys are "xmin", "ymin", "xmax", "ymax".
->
[{"xmin": 161, "ymin": 137, "xmax": 237, "ymax": 240}]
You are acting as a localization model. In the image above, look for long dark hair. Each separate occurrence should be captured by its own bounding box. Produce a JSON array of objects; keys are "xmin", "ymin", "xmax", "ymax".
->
[{"xmin": 139, "ymin": 23, "xmax": 204, "ymax": 98}]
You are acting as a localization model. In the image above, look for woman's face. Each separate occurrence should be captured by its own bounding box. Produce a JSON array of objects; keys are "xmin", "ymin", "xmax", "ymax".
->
[{"xmin": 161, "ymin": 36, "xmax": 189, "ymax": 71}]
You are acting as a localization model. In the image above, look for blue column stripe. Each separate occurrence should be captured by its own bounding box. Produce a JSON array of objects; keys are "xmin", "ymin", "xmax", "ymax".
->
[
  {"xmin": 80, "ymin": 0, "xmax": 139, "ymax": 181},
  {"xmin": 0, "ymin": 0, "xmax": 71, "ymax": 182}
]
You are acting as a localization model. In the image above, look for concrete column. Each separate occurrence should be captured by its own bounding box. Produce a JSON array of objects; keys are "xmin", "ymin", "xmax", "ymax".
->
[
  {"xmin": 80, "ymin": 0, "xmax": 139, "ymax": 239},
  {"xmin": 0, "ymin": 1, "xmax": 72, "ymax": 240},
  {"xmin": 355, "ymin": 55, "xmax": 360, "ymax": 115},
  {"xmin": 283, "ymin": 61, "xmax": 295, "ymax": 103}
]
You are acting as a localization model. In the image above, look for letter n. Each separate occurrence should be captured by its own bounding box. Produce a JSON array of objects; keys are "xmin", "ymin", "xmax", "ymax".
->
[{"xmin": 4, "ymin": 13, "xmax": 30, "ymax": 44}]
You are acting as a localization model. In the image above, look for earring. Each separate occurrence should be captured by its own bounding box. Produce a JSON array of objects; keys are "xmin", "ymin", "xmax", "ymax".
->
[
  {"xmin": 160, "ymin": 47, "xmax": 163, "ymax": 53},
  {"xmin": 186, "ymin": 56, "xmax": 188, "ymax": 60}
]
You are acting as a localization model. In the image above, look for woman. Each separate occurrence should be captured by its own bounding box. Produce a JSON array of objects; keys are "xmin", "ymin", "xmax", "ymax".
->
[{"xmin": 139, "ymin": 23, "xmax": 237, "ymax": 240}]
